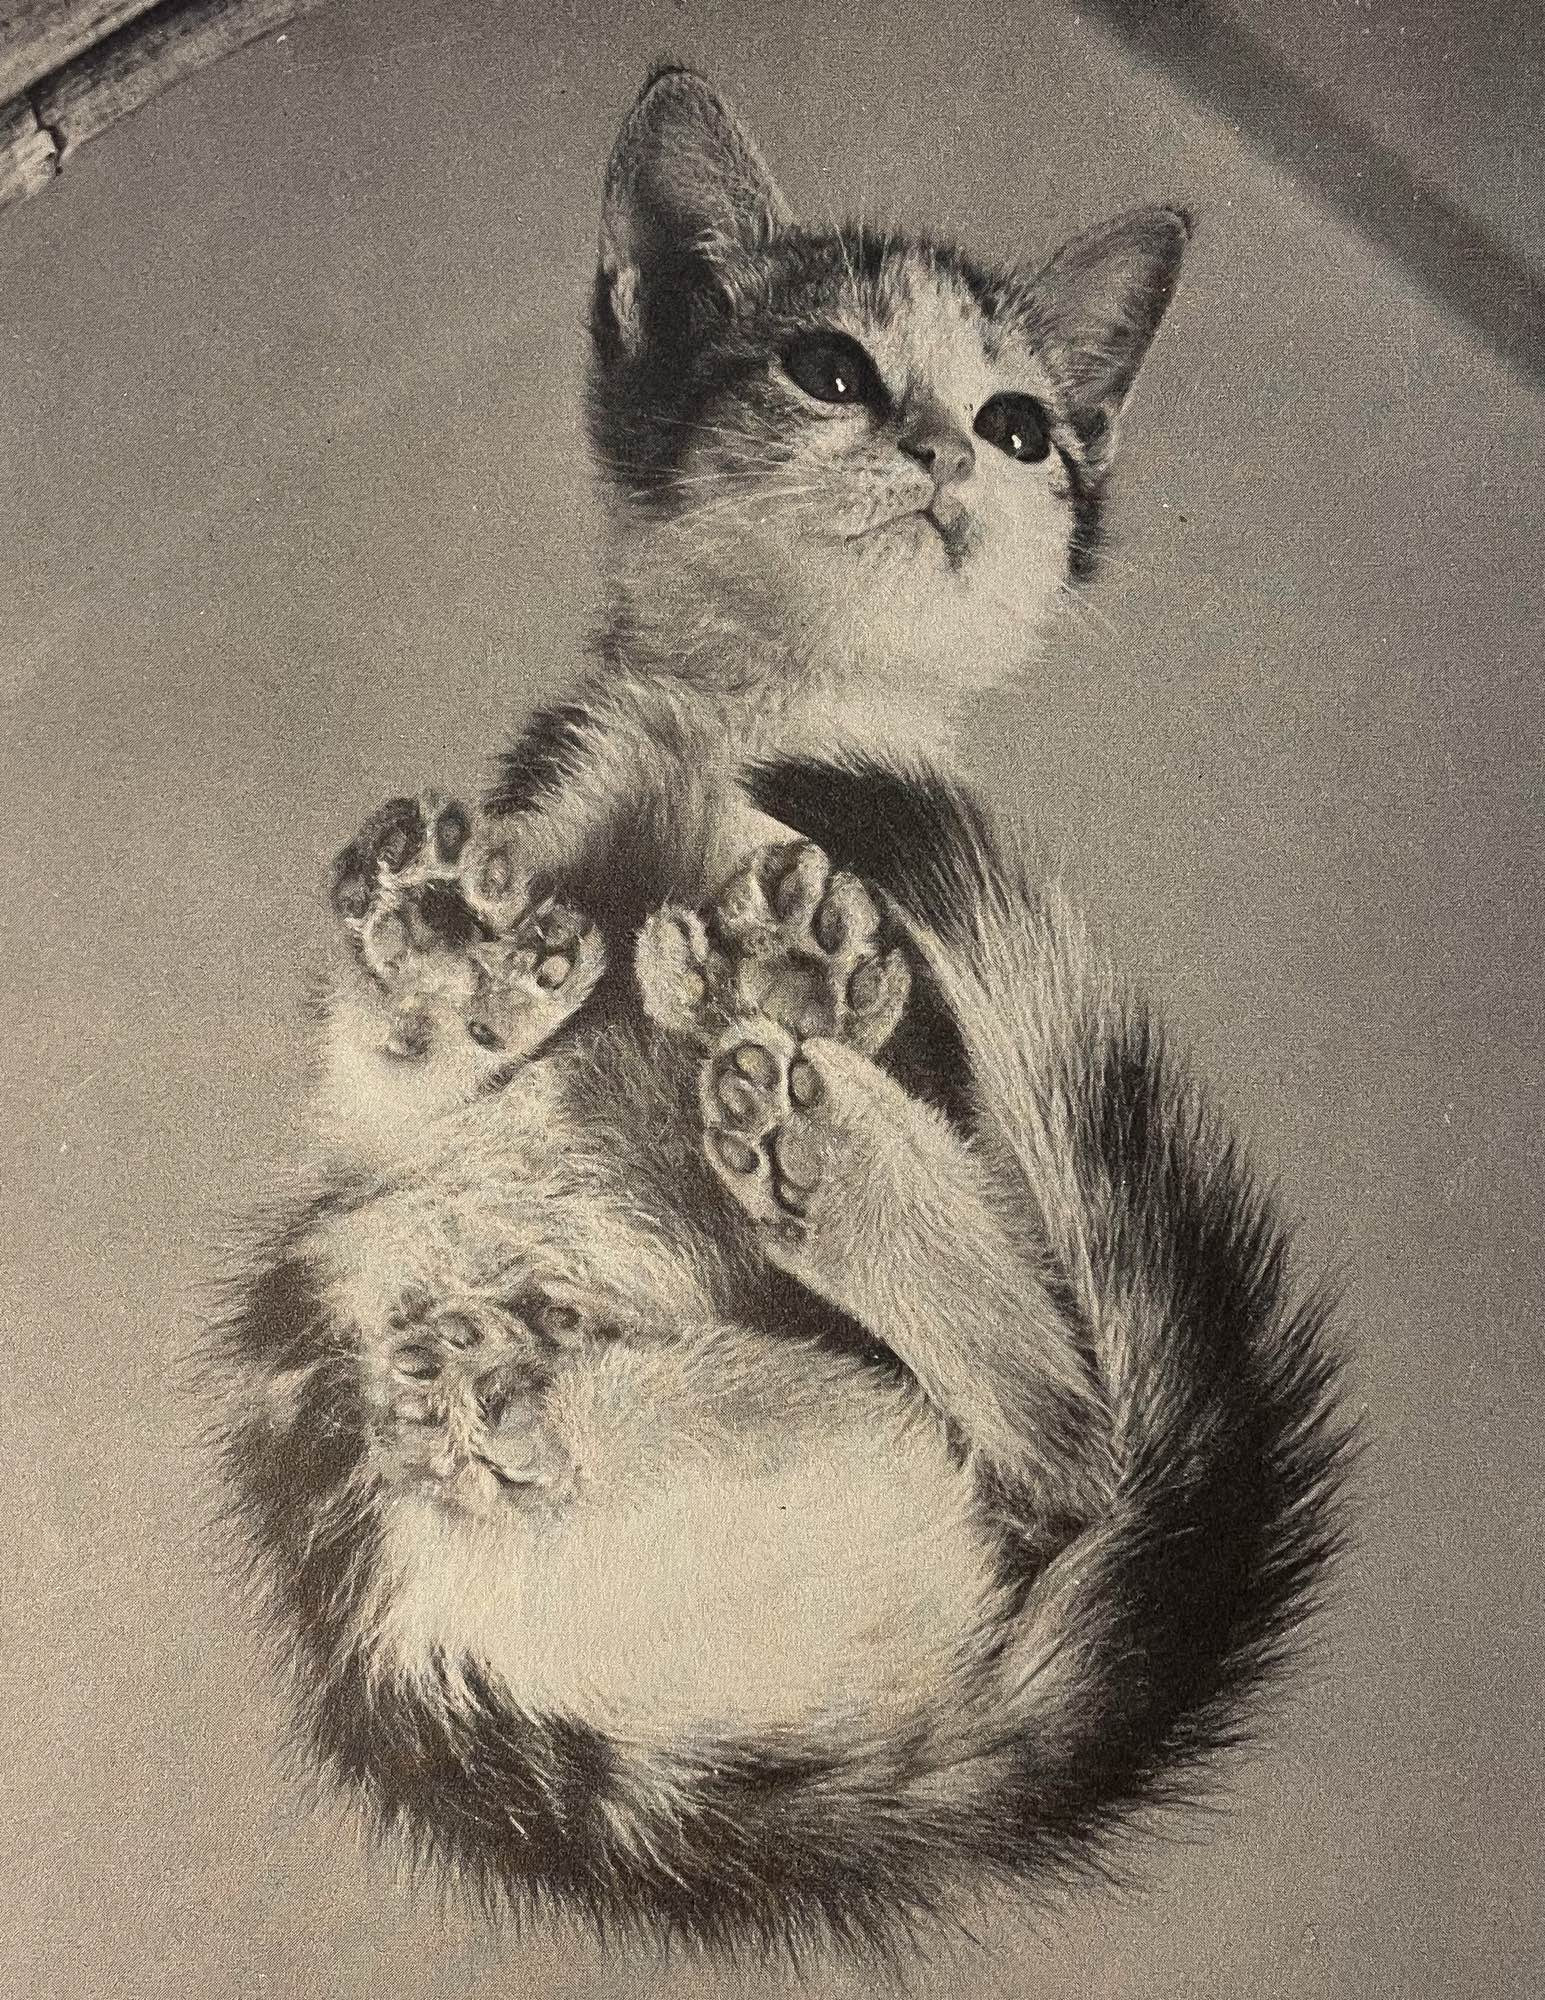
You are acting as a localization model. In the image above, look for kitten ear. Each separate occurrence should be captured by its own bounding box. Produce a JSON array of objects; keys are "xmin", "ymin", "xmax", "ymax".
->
[
  {"xmin": 595, "ymin": 67, "xmax": 792, "ymax": 358},
  {"xmin": 1022, "ymin": 205, "xmax": 1192, "ymax": 461}
]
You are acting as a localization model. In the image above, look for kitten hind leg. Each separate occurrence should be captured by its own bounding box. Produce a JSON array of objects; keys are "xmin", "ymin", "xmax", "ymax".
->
[{"xmin": 692, "ymin": 1017, "xmax": 1105, "ymax": 1511}]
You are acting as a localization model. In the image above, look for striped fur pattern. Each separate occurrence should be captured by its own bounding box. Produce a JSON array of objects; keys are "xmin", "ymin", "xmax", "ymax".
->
[{"xmin": 206, "ymin": 70, "xmax": 1350, "ymax": 1958}]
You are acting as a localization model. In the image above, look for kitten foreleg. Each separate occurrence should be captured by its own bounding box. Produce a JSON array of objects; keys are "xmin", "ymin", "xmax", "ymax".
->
[{"xmin": 314, "ymin": 790, "xmax": 605, "ymax": 1162}]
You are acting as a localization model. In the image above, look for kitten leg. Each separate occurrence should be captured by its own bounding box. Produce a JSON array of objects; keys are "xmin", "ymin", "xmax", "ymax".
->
[
  {"xmin": 634, "ymin": 834, "xmax": 1101, "ymax": 1487},
  {"xmin": 317, "ymin": 792, "xmax": 605, "ymax": 1157},
  {"xmin": 696, "ymin": 1019, "xmax": 1104, "ymax": 1510},
  {"xmin": 636, "ymin": 838, "xmax": 910, "ymax": 1054}
]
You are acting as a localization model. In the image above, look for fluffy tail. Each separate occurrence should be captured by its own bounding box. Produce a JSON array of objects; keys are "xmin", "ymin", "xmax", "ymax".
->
[{"xmin": 747, "ymin": 752, "xmax": 1354, "ymax": 1893}]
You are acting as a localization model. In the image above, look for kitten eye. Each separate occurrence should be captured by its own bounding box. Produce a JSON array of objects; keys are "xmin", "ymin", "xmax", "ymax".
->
[
  {"xmin": 467, "ymin": 1021, "xmax": 506, "ymax": 1050},
  {"xmin": 974, "ymin": 392, "xmax": 1051, "ymax": 464},
  {"xmin": 782, "ymin": 331, "xmax": 879, "ymax": 405}
]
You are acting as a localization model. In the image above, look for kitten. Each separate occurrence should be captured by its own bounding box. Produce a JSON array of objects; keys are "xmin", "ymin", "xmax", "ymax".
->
[{"xmin": 209, "ymin": 69, "xmax": 1349, "ymax": 1955}]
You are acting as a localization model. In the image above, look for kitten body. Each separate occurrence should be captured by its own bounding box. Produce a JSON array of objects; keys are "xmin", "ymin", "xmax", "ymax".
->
[{"xmin": 211, "ymin": 71, "xmax": 1348, "ymax": 1953}]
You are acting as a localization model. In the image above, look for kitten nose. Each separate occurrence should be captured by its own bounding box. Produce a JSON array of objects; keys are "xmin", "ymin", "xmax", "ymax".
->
[{"xmin": 900, "ymin": 417, "xmax": 975, "ymax": 488}]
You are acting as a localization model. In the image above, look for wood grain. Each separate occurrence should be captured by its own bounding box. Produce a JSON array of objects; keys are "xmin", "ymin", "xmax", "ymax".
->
[
  {"xmin": 0, "ymin": 0, "xmax": 327, "ymax": 212},
  {"xmin": 37, "ymin": 0, "xmax": 326, "ymax": 154},
  {"xmin": 0, "ymin": 85, "xmax": 55, "ymax": 200},
  {"xmin": 0, "ymin": 2, "xmax": 158, "ymax": 104}
]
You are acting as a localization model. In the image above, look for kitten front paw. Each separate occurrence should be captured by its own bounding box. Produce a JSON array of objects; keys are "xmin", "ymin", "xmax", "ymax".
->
[
  {"xmin": 329, "ymin": 792, "xmax": 605, "ymax": 1069},
  {"xmin": 636, "ymin": 839, "xmax": 910, "ymax": 1056}
]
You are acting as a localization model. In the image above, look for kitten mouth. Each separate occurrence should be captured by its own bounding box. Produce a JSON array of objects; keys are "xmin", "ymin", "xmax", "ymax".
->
[
  {"xmin": 923, "ymin": 502, "xmax": 973, "ymax": 564},
  {"xmin": 852, "ymin": 503, "xmax": 974, "ymax": 568}
]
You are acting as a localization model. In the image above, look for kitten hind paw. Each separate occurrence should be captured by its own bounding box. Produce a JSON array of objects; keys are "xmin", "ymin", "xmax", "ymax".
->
[{"xmin": 697, "ymin": 1019, "xmax": 839, "ymax": 1248}]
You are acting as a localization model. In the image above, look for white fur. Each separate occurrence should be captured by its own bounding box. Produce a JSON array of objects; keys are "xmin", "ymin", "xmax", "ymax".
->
[{"xmin": 363, "ymin": 1335, "xmax": 996, "ymax": 1743}]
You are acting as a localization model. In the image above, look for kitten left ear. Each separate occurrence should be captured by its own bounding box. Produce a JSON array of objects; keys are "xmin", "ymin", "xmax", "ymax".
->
[
  {"xmin": 595, "ymin": 67, "xmax": 792, "ymax": 360},
  {"xmin": 1022, "ymin": 205, "xmax": 1192, "ymax": 460}
]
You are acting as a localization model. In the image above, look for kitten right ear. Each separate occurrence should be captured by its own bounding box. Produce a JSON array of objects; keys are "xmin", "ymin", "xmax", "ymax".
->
[
  {"xmin": 594, "ymin": 67, "xmax": 792, "ymax": 360},
  {"xmin": 1021, "ymin": 205, "xmax": 1192, "ymax": 464}
]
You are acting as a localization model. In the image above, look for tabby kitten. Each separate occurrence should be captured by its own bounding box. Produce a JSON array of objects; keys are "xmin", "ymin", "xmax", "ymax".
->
[{"xmin": 210, "ymin": 69, "xmax": 1348, "ymax": 1955}]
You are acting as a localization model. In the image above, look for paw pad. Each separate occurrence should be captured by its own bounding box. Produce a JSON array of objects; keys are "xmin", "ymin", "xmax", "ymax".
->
[
  {"xmin": 432, "ymin": 802, "xmax": 471, "ymax": 863},
  {"xmin": 710, "ymin": 1130, "xmax": 760, "ymax": 1176},
  {"xmin": 329, "ymin": 789, "xmax": 606, "ymax": 1068},
  {"xmin": 478, "ymin": 844, "xmax": 516, "ymax": 897},
  {"xmin": 636, "ymin": 837, "xmax": 910, "ymax": 1058},
  {"xmin": 696, "ymin": 1025, "xmax": 837, "ymax": 1240},
  {"xmin": 366, "ymin": 1288, "xmax": 604, "ymax": 1506}
]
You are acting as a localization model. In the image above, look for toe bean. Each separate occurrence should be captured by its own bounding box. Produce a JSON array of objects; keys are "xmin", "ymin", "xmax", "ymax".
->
[
  {"xmin": 731, "ymin": 1042, "xmax": 779, "ymax": 1088},
  {"xmin": 772, "ymin": 1124, "xmax": 822, "ymax": 1190},
  {"xmin": 710, "ymin": 1131, "xmax": 761, "ymax": 1176},
  {"xmin": 436, "ymin": 1311, "xmax": 482, "ymax": 1350},
  {"xmin": 480, "ymin": 846, "xmax": 515, "ymax": 895},
  {"xmin": 848, "ymin": 958, "xmax": 886, "ymax": 1011},
  {"xmin": 716, "ymin": 1074, "xmax": 763, "ymax": 1126},
  {"xmin": 433, "ymin": 803, "xmax": 471, "ymax": 862},
  {"xmin": 376, "ymin": 802, "xmax": 424, "ymax": 871},
  {"xmin": 788, "ymin": 1058, "xmax": 824, "ymax": 1108},
  {"xmin": 333, "ymin": 869, "xmax": 371, "ymax": 921}
]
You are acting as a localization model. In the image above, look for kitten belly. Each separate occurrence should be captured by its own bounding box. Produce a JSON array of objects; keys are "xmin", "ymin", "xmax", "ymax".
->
[
  {"xmin": 363, "ymin": 1335, "xmax": 997, "ymax": 1744},
  {"xmin": 295, "ymin": 1075, "xmax": 998, "ymax": 1745}
]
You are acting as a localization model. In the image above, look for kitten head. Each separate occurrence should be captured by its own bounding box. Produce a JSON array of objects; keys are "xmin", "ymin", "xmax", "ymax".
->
[{"xmin": 589, "ymin": 68, "xmax": 1189, "ymax": 739}]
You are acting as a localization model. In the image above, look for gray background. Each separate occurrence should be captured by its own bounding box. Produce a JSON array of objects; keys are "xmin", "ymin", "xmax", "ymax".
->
[{"xmin": 2, "ymin": 1, "xmax": 1541, "ymax": 1994}]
